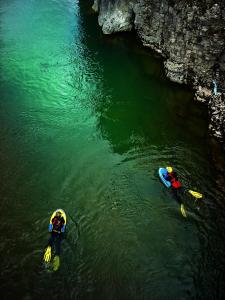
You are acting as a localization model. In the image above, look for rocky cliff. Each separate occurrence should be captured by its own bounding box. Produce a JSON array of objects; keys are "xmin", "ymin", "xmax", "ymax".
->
[{"xmin": 92, "ymin": 0, "xmax": 225, "ymax": 142}]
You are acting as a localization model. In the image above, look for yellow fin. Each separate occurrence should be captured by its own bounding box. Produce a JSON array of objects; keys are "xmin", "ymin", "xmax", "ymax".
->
[
  {"xmin": 180, "ymin": 204, "xmax": 187, "ymax": 218},
  {"xmin": 43, "ymin": 246, "xmax": 51, "ymax": 263},
  {"xmin": 188, "ymin": 190, "xmax": 202, "ymax": 199},
  {"xmin": 53, "ymin": 255, "xmax": 60, "ymax": 271}
]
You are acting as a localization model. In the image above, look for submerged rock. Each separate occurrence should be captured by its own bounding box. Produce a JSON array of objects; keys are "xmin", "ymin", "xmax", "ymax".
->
[{"xmin": 92, "ymin": 0, "xmax": 225, "ymax": 142}]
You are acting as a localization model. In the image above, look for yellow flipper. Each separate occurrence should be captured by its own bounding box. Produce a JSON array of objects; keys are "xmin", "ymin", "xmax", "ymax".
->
[
  {"xmin": 180, "ymin": 204, "xmax": 187, "ymax": 218},
  {"xmin": 43, "ymin": 246, "xmax": 51, "ymax": 263},
  {"xmin": 188, "ymin": 190, "xmax": 203, "ymax": 199},
  {"xmin": 53, "ymin": 255, "xmax": 60, "ymax": 271}
]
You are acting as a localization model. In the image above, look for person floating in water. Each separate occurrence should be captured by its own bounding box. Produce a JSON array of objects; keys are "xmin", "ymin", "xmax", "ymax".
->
[
  {"xmin": 164, "ymin": 166, "xmax": 182, "ymax": 190},
  {"xmin": 161, "ymin": 167, "xmax": 203, "ymax": 218},
  {"xmin": 164, "ymin": 166, "xmax": 185, "ymax": 216},
  {"xmin": 164, "ymin": 166, "xmax": 182, "ymax": 200},
  {"xmin": 48, "ymin": 210, "xmax": 65, "ymax": 256},
  {"xmin": 43, "ymin": 210, "xmax": 66, "ymax": 271}
]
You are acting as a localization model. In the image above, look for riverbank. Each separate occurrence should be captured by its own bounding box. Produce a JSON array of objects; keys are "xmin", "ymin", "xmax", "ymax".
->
[{"xmin": 92, "ymin": 0, "xmax": 225, "ymax": 144}]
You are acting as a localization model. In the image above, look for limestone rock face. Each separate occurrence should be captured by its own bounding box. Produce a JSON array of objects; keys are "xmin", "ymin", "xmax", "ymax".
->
[
  {"xmin": 93, "ymin": 0, "xmax": 135, "ymax": 34},
  {"xmin": 93, "ymin": 0, "xmax": 225, "ymax": 141}
]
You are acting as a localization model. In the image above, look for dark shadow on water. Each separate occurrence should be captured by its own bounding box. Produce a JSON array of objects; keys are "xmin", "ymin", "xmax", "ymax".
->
[{"xmin": 79, "ymin": 1, "xmax": 209, "ymax": 156}]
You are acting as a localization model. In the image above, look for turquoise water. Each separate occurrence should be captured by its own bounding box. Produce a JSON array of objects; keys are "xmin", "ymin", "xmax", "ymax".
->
[{"xmin": 1, "ymin": 0, "xmax": 225, "ymax": 299}]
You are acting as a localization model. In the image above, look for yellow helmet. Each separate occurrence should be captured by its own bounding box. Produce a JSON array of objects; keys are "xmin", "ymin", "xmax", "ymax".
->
[{"xmin": 166, "ymin": 166, "xmax": 173, "ymax": 173}]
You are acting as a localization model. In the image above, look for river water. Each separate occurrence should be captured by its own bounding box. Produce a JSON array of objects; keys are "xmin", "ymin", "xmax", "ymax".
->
[{"xmin": 1, "ymin": 0, "xmax": 225, "ymax": 299}]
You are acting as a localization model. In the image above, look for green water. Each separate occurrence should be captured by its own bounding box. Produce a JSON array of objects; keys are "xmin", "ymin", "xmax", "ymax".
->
[{"xmin": 1, "ymin": 0, "xmax": 225, "ymax": 299}]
